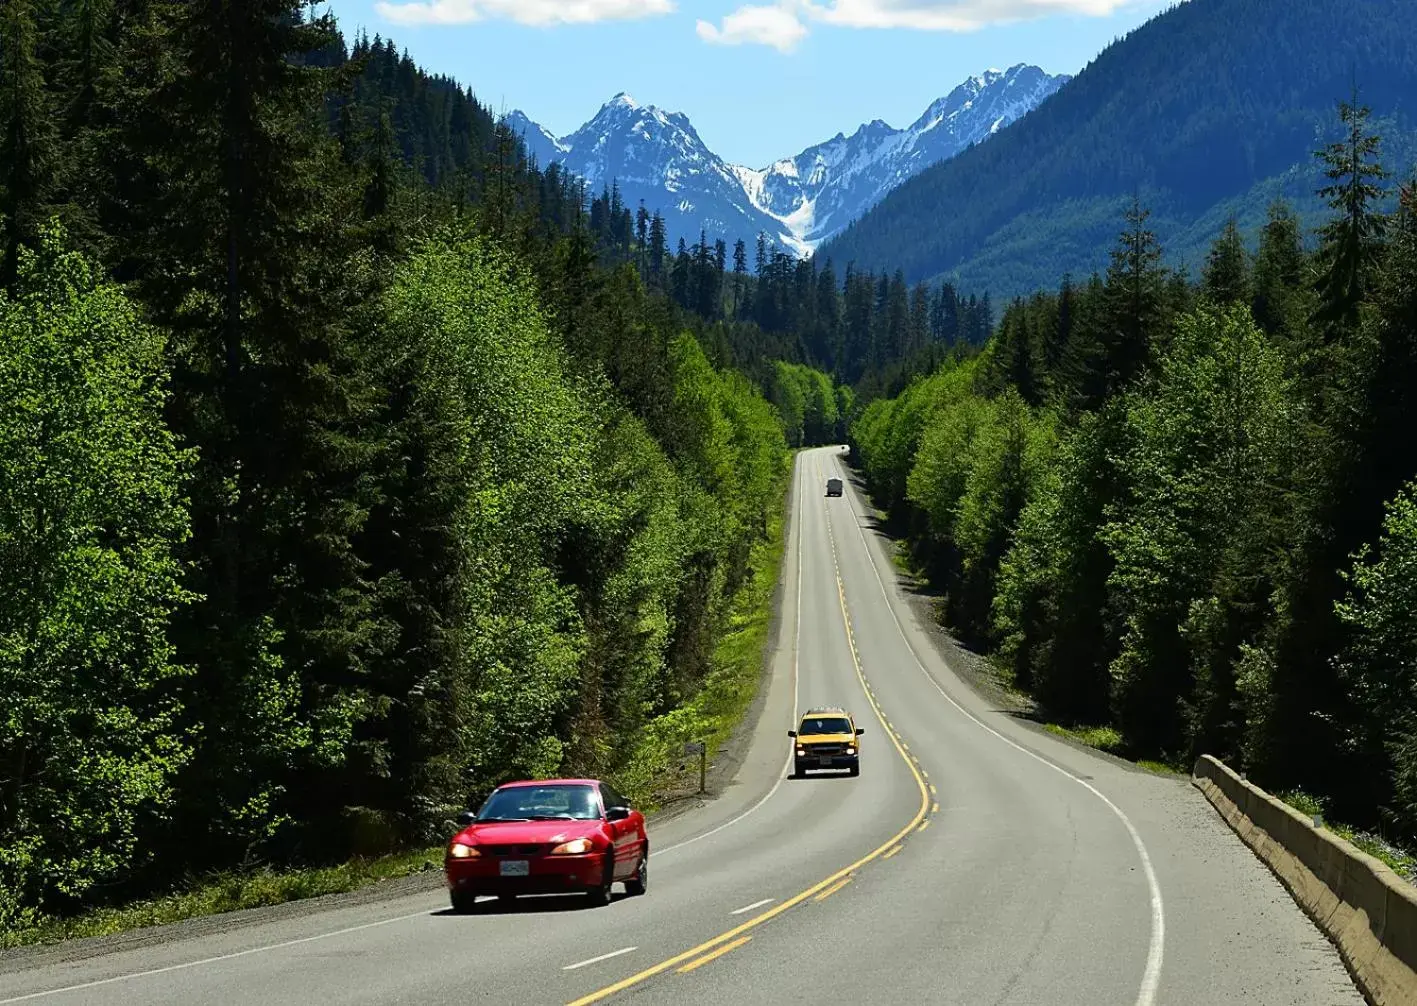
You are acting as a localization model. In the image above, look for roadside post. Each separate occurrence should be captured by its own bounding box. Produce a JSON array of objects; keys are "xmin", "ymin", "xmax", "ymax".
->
[{"xmin": 684, "ymin": 741, "xmax": 706, "ymax": 793}]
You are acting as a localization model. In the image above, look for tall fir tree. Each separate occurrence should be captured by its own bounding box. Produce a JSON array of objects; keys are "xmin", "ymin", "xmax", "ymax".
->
[
  {"xmin": 115, "ymin": 0, "xmax": 385, "ymax": 858},
  {"xmin": 1203, "ymin": 217, "xmax": 1251, "ymax": 306},
  {"xmin": 0, "ymin": 0, "xmax": 59, "ymax": 286},
  {"xmin": 1102, "ymin": 197, "xmax": 1167, "ymax": 394},
  {"xmin": 1313, "ymin": 89, "xmax": 1388, "ymax": 333}
]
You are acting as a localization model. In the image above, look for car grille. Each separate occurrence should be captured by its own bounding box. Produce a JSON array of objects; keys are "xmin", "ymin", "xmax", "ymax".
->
[
  {"xmin": 483, "ymin": 844, "xmax": 551, "ymax": 856},
  {"xmin": 804, "ymin": 743, "xmax": 847, "ymax": 756}
]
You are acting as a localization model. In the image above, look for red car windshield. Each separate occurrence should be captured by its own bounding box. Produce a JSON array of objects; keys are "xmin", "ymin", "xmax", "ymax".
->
[{"xmin": 477, "ymin": 784, "xmax": 601, "ymax": 822}]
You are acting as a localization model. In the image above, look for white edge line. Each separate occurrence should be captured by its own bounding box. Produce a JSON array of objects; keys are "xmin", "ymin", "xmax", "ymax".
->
[
  {"xmin": 834, "ymin": 460, "xmax": 1166, "ymax": 1006},
  {"xmin": 0, "ymin": 909, "xmax": 434, "ymax": 1004},
  {"xmin": 729, "ymin": 898, "xmax": 775, "ymax": 915},
  {"xmin": 562, "ymin": 946, "xmax": 638, "ymax": 971},
  {"xmin": 657, "ymin": 453, "xmax": 806, "ymax": 859},
  {"xmin": 0, "ymin": 456, "xmax": 816, "ymax": 1003}
]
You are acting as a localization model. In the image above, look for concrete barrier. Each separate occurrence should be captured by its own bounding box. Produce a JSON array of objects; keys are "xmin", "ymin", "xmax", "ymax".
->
[{"xmin": 1193, "ymin": 754, "xmax": 1417, "ymax": 1005}]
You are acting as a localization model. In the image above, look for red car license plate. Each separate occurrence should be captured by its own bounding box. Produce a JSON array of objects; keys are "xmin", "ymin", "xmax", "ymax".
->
[{"xmin": 499, "ymin": 860, "xmax": 529, "ymax": 877}]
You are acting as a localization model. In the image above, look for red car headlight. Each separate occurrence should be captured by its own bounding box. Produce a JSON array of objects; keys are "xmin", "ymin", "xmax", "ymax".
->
[
  {"xmin": 550, "ymin": 838, "xmax": 593, "ymax": 855},
  {"xmin": 448, "ymin": 842, "xmax": 480, "ymax": 859}
]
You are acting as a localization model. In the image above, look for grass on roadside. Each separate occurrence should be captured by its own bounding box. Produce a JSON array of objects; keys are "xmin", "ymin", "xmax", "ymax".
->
[
  {"xmin": 2, "ymin": 846, "xmax": 443, "ymax": 951},
  {"xmin": 613, "ymin": 473, "xmax": 791, "ymax": 811},
  {"xmin": 889, "ymin": 539, "xmax": 916, "ymax": 578},
  {"xmin": 1042, "ymin": 722, "xmax": 1125, "ymax": 754},
  {"xmin": 1278, "ymin": 790, "xmax": 1417, "ymax": 884},
  {"xmin": 1039, "ymin": 722, "xmax": 1187, "ymax": 777}
]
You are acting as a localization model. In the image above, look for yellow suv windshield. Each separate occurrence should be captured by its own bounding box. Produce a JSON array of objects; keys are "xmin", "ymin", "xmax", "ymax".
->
[{"xmin": 800, "ymin": 717, "xmax": 852, "ymax": 735}]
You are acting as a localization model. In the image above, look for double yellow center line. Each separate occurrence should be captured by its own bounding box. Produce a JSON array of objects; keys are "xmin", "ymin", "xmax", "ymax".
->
[{"xmin": 565, "ymin": 456, "xmax": 931, "ymax": 1005}]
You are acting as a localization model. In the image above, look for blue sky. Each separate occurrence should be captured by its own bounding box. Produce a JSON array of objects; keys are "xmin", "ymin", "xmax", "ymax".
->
[{"xmin": 328, "ymin": 0, "xmax": 1177, "ymax": 167}]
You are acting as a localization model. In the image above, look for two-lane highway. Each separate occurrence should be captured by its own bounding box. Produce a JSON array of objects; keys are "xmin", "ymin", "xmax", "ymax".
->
[{"xmin": 0, "ymin": 448, "xmax": 1365, "ymax": 1005}]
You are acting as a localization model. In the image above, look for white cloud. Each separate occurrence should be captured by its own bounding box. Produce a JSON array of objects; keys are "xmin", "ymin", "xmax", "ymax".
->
[
  {"xmin": 696, "ymin": 3, "xmax": 809, "ymax": 52},
  {"xmin": 697, "ymin": 0, "xmax": 1143, "ymax": 50},
  {"xmin": 375, "ymin": 0, "xmax": 674, "ymax": 26},
  {"xmin": 805, "ymin": 0, "xmax": 1132, "ymax": 31}
]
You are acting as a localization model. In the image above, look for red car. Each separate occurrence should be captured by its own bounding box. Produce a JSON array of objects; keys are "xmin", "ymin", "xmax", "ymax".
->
[{"xmin": 445, "ymin": 778, "xmax": 648, "ymax": 912}]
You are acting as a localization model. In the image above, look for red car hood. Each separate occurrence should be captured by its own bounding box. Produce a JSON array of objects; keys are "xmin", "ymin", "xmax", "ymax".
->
[{"xmin": 454, "ymin": 819, "xmax": 604, "ymax": 846}]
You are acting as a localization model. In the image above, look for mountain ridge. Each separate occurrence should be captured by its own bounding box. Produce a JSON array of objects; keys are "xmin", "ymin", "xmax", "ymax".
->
[
  {"xmin": 506, "ymin": 65, "xmax": 1068, "ymax": 254},
  {"xmin": 818, "ymin": 0, "xmax": 1417, "ymax": 298}
]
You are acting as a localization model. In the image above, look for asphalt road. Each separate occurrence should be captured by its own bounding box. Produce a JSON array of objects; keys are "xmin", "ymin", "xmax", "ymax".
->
[{"xmin": 0, "ymin": 447, "xmax": 1364, "ymax": 1005}]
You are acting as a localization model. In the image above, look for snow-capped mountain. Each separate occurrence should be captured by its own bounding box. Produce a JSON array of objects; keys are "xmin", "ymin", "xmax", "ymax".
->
[
  {"xmin": 734, "ymin": 65, "xmax": 1069, "ymax": 253},
  {"xmin": 509, "ymin": 94, "xmax": 784, "ymax": 249},
  {"xmin": 505, "ymin": 65, "xmax": 1068, "ymax": 255}
]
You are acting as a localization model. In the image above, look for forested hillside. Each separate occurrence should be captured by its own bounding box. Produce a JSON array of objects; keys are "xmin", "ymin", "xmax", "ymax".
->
[
  {"xmin": 851, "ymin": 95, "xmax": 1417, "ymax": 847},
  {"xmin": 0, "ymin": 1, "xmax": 859, "ymax": 934},
  {"xmin": 821, "ymin": 0, "xmax": 1417, "ymax": 298}
]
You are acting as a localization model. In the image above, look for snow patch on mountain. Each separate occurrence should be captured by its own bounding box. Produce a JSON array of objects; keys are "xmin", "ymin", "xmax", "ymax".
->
[
  {"xmin": 505, "ymin": 63, "xmax": 1068, "ymax": 254},
  {"xmin": 734, "ymin": 64, "xmax": 1069, "ymax": 252}
]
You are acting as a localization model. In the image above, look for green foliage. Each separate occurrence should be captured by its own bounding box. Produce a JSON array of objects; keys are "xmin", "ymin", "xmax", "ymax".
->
[
  {"xmin": 1103, "ymin": 305, "xmax": 1297, "ymax": 759},
  {"xmin": 0, "ymin": 0, "xmax": 60, "ymax": 284},
  {"xmin": 854, "ymin": 147, "xmax": 1417, "ymax": 841},
  {"xmin": 0, "ymin": 2, "xmax": 795, "ymax": 933},
  {"xmin": 1338, "ymin": 483, "xmax": 1417, "ymax": 843},
  {"xmin": 1313, "ymin": 91, "xmax": 1389, "ymax": 331},
  {"xmin": 994, "ymin": 410, "xmax": 1119, "ymax": 716},
  {"xmin": 0, "ymin": 225, "xmax": 192, "ymax": 928},
  {"xmin": 770, "ymin": 361, "xmax": 842, "ymax": 447}
]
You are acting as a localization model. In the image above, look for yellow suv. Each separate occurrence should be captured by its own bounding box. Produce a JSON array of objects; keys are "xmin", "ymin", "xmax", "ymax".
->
[{"xmin": 789, "ymin": 707, "xmax": 864, "ymax": 777}]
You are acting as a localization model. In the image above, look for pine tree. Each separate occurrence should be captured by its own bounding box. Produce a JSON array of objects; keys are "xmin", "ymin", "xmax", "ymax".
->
[
  {"xmin": 1103, "ymin": 197, "xmax": 1167, "ymax": 394},
  {"xmin": 1041, "ymin": 275, "xmax": 1074, "ymax": 399},
  {"xmin": 60, "ymin": 0, "xmax": 116, "ymax": 128},
  {"xmin": 731, "ymin": 237, "xmax": 747, "ymax": 318},
  {"xmin": 908, "ymin": 282, "xmax": 929, "ymax": 360},
  {"xmin": 1203, "ymin": 217, "xmax": 1251, "ymax": 306},
  {"xmin": 1313, "ymin": 89, "xmax": 1388, "ymax": 332},
  {"xmin": 672, "ymin": 237, "xmax": 690, "ymax": 306},
  {"xmin": 0, "ymin": 0, "xmax": 59, "ymax": 287},
  {"xmin": 648, "ymin": 211, "xmax": 666, "ymax": 287},
  {"xmin": 635, "ymin": 201, "xmax": 649, "ymax": 276},
  {"xmin": 1252, "ymin": 201, "xmax": 1310, "ymax": 348},
  {"xmin": 363, "ymin": 111, "xmax": 404, "ymax": 256},
  {"xmin": 120, "ymin": 0, "xmax": 384, "ymax": 858}
]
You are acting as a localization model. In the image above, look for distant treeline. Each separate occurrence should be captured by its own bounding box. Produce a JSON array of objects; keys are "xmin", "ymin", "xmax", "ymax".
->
[{"xmin": 853, "ymin": 95, "xmax": 1417, "ymax": 845}]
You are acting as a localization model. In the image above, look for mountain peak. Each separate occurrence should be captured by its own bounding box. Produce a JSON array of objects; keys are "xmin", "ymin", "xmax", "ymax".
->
[{"xmin": 508, "ymin": 65, "xmax": 1066, "ymax": 256}]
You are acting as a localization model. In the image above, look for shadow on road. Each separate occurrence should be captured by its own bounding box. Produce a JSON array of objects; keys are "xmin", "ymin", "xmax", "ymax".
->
[{"xmin": 430, "ymin": 892, "xmax": 629, "ymax": 917}]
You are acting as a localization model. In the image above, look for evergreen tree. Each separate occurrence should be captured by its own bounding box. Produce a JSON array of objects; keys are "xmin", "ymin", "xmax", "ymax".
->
[
  {"xmin": 0, "ymin": 0, "xmax": 59, "ymax": 286},
  {"xmin": 1203, "ymin": 217, "xmax": 1251, "ymax": 306},
  {"xmin": 1102, "ymin": 197, "xmax": 1167, "ymax": 394},
  {"xmin": 648, "ymin": 210, "xmax": 666, "ymax": 287},
  {"xmin": 731, "ymin": 237, "xmax": 747, "ymax": 317},
  {"xmin": 1313, "ymin": 89, "xmax": 1388, "ymax": 333},
  {"xmin": 118, "ymin": 0, "xmax": 384, "ymax": 857},
  {"xmin": 1252, "ymin": 201, "xmax": 1311, "ymax": 350},
  {"xmin": 635, "ymin": 201, "xmax": 648, "ymax": 275}
]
